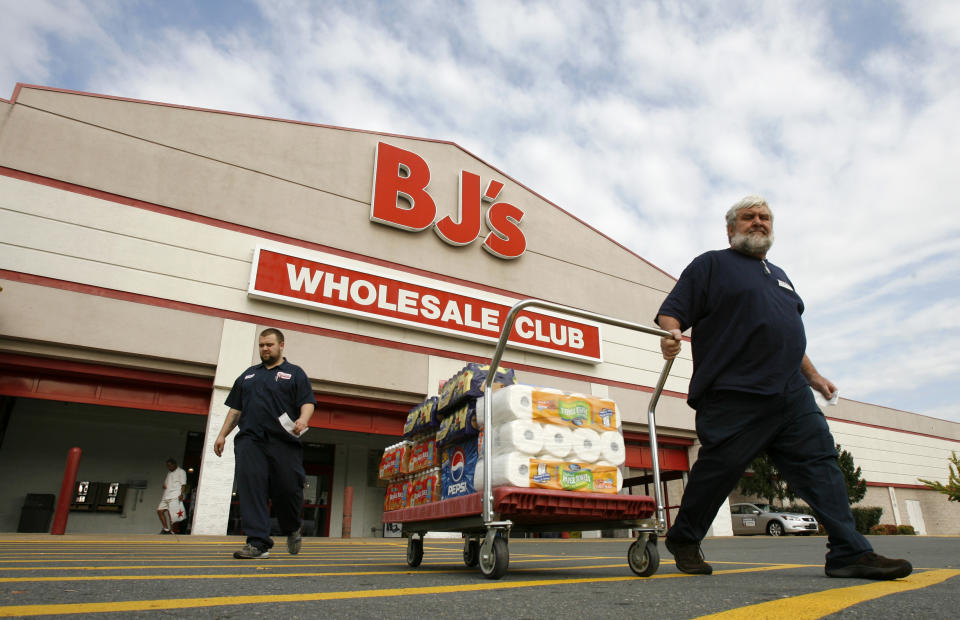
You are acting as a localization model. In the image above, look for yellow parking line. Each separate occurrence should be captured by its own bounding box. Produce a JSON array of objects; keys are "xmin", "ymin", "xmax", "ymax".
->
[
  {"xmin": 0, "ymin": 564, "xmax": 812, "ymax": 617},
  {"xmin": 0, "ymin": 575, "xmax": 659, "ymax": 616},
  {"xmin": 695, "ymin": 569, "xmax": 960, "ymax": 620}
]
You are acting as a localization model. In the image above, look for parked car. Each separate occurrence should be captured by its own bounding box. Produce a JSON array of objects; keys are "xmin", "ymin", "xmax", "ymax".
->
[{"xmin": 730, "ymin": 502, "xmax": 818, "ymax": 536}]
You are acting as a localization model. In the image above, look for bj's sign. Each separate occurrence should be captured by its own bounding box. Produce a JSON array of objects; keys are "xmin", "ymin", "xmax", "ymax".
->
[
  {"xmin": 370, "ymin": 142, "xmax": 526, "ymax": 259},
  {"xmin": 248, "ymin": 246, "xmax": 602, "ymax": 363}
]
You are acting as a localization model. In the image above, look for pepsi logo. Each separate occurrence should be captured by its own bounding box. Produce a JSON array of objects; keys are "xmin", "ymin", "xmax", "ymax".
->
[{"xmin": 450, "ymin": 448, "xmax": 465, "ymax": 482}]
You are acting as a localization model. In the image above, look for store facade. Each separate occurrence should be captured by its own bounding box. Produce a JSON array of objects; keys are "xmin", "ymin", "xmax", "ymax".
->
[{"xmin": 0, "ymin": 84, "xmax": 956, "ymax": 536}]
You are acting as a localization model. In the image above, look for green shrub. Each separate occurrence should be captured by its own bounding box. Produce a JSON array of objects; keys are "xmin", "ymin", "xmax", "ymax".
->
[
  {"xmin": 851, "ymin": 507, "xmax": 883, "ymax": 534},
  {"xmin": 896, "ymin": 525, "xmax": 916, "ymax": 535}
]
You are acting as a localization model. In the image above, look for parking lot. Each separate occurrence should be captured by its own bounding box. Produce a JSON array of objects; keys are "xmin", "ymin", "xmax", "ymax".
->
[{"xmin": 0, "ymin": 533, "xmax": 957, "ymax": 618}]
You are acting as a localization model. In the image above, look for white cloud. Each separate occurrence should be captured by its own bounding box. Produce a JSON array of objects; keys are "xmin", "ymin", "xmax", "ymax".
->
[{"xmin": 1, "ymin": 0, "xmax": 958, "ymax": 426}]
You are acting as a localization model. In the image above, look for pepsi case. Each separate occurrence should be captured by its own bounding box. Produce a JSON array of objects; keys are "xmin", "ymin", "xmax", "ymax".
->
[{"xmin": 440, "ymin": 433, "xmax": 482, "ymax": 500}]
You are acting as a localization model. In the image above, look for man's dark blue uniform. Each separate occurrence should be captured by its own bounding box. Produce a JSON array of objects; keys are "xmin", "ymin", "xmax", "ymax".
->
[
  {"xmin": 656, "ymin": 196, "xmax": 911, "ymax": 580},
  {"xmin": 225, "ymin": 357, "xmax": 316, "ymax": 553}
]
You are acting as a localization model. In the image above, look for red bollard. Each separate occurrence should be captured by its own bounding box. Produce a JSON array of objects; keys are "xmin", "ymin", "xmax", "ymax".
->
[
  {"xmin": 50, "ymin": 447, "xmax": 82, "ymax": 535},
  {"xmin": 342, "ymin": 486, "xmax": 354, "ymax": 538}
]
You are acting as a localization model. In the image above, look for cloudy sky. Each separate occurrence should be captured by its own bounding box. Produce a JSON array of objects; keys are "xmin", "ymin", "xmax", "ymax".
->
[{"xmin": 2, "ymin": 0, "xmax": 958, "ymax": 423}]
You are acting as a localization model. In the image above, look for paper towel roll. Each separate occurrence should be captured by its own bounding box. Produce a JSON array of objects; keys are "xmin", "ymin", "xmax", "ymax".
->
[
  {"xmin": 475, "ymin": 452, "xmax": 532, "ymax": 489},
  {"xmin": 539, "ymin": 423, "xmax": 573, "ymax": 459},
  {"xmin": 598, "ymin": 431, "xmax": 626, "ymax": 466},
  {"xmin": 494, "ymin": 420, "xmax": 543, "ymax": 456},
  {"xmin": 487, "ymin": 385, "xmax": 534, "ymax": 426},
  {"xmin": 570, "ymin": 427, "xmax": 601, "ymax": 463}
]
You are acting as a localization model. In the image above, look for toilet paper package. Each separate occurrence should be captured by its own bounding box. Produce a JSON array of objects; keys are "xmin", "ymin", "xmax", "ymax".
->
[
  {"xmin": 403, "ymin": 397, "xmax": 440, "ymax": 438},
  {"xmin": 436, "ymin": 400, "xmax": 480, "ymax": 447},
  {"xmin": 440, "ymin": 434, "xmax": 483, "ymax": 500},
  {"xmin": 475, "ymin": 452, "xmax": 621, "ymax": 494},
  {"xmin": 484, "ymin": 385, "xmax": 620, "ymax": 432},
  {"xmin": 438, "ymin": 363, "xmax": 517, "ymax": 413}
]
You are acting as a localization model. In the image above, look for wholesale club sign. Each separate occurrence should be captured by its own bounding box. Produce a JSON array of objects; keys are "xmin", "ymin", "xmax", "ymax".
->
[{"xmin": 248, "ymin": 247, "xmax": 602, "ymax": 363}]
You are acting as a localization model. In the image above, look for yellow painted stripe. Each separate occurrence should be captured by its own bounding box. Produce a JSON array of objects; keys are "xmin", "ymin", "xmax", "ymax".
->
[
  {"xmin": 0, "ymin": 575, "xmax": 661, "ymax": 616},
  {"xmin": 0, "ymin": 556, "xmax": 621, "ymax": 571},
  {"xmin": 696, "ymin": 569, "xmax": 960, "ymax": 620},
  {"xmin": 0, "ymin": 564, "xmax": 811, "ymax": 616},
  {"xmin": 0, "ymin": 563, "xmax": 804, "ymax": 583}
]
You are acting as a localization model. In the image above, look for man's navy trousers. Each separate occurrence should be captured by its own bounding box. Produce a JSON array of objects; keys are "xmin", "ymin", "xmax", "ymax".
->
[
  {"xmin": 667, "ymin": 385, "xmax": 873, "ymax": 568},
  {"xmin": 235, "ymin": 434, "xmax": 305, "ymax": 551}
]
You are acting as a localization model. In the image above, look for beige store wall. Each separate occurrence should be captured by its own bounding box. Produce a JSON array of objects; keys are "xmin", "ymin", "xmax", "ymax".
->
[
  {"xmin": 0, "ymin": 87, "xmax": 677, "ymax": 328},
  {"xmin": 0, "ymin": 173, "xmax": 693, "ymax": 415}
]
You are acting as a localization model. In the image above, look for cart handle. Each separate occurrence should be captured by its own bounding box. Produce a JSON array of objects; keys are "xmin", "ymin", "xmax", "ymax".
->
[{"xmin": 481, "ymin": 299, "xmax": 676, "ymax": 533}]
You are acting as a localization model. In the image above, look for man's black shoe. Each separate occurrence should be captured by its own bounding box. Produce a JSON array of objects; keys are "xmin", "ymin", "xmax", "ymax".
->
[
  {"xmin": 825, "ymin": 552, "xmax": 912, "ymax": 580},
  {"xmin": 665, "ymin": 537, "xmax": 713, "ymax": 575}
]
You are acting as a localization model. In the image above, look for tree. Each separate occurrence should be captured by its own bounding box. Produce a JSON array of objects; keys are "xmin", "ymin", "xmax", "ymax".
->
[
  {"xmin": 738, "ymin": 444, "xmax": 865, "ymax": 507},
  {"xmin": 837, "ymin": 444, "xmax": 867, "ymax": 505},
  {"xmin": 737, "ymin": 453, "xmax": 796, "ymax": 507},
  {"xmin": 918, "ymin": 451, "xmax": 960, "ymax": 502}
]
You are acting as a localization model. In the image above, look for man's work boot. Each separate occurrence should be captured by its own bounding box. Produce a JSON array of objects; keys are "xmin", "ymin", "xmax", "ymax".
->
[
  {"xmin": 665, "ymin": 537, "xmax": 713, "ymax": 575},
  {"xmin": 825, "ymin": 553, "xmax": 912, "ymax": 580}
]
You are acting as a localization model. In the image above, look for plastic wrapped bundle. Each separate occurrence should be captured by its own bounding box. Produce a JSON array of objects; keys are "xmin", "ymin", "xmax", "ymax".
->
[
  {"xmin": 475, "ymin": 453, "xmax": 622, "ymax": 494},
  {"xmin": 407, "ymin": 435, "xmax": 439, "ymax": 473},
  {"xmin": 403, "ymin": 397, "xmax": 440, "ymax": 438},
  {"xmin": 436, "ymin": 400, "xmax": 480, "ymax": 447},
  {"xmin": 484, "ymin": 384, "xmax": 620, "ymax": 432},
  {"xmin": 383, "ymin": 478, "xmax": 407, "ymax": 511},
  {"xmin": 378, "ymin": 442, "xmax": 410, "ymax": 480},
  {"xmin": 408, "ymin": 468, "xmax": 441, "ymax": 506},
  {"xmin": 437, "ymin": 363, "xmax": 517, "ymax": 413}
]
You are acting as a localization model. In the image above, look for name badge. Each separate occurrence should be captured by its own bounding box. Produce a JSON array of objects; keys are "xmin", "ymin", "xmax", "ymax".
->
[
  {"xmin": 778, "ymin": 280, "xmax": 794, "ymax": 291},
  {"xmin": 277, "ymin": 371, "xmax": 292, "ymax": 380}
]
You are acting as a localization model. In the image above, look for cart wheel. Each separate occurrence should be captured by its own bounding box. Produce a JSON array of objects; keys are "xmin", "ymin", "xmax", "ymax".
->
[
  {"xmin": 406, "ymin": 537, "xmax": 424, "ymax": 568},
  {"xmin": 628, "ymin": 539, "xmax": 660, "ymax": 577},
  {"xmin": 463, "ymin": 538, "xmax": 480, "ymax": 567},
  {"xmin": 479, "ymin": 536, "xmax": 509, "ymax": 579}
]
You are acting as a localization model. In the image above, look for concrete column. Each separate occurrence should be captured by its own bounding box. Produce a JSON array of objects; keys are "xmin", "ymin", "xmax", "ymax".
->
[
  {"xmin": 887, "ymin": 486, "xmax": 902, "ymax": 525},
  {"xmin": 707, "ymin": 497, "xmax": 734, "ymax": 537},
  {"xmin": 190, "ymin": 320, "xmax": 258, "ymax": 535}
]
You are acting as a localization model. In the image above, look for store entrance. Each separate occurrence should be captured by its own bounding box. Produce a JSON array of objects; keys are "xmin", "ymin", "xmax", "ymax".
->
[{"xmin": 302, "ymin": 443, "xmax": 335, "ymax": 537}]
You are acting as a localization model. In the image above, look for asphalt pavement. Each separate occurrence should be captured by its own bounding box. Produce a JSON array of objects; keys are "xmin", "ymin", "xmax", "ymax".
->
[{"xmin": 0, "ymin": 533, "xmax": 957, "ymax": 619}]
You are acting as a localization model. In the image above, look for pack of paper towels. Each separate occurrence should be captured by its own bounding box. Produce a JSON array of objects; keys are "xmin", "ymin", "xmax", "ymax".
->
[
  {"xmin": 488, "ymin": 419, "xmax": 626, "ymax": 466},
  {"xmin": 480, "ymin": 385, "xmax": 621, "ymax": 432},
  {"xmin": 475, "ymin": 454, "xmax": 623, "ymax": 493},
  {"xmin": 474, "ymin": 385, "xmax": 627, "ymax": 494}
]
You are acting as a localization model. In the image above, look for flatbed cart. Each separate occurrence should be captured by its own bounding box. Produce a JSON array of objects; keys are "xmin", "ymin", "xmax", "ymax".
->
[{"xmin": 382, "ymin": 299, "xmax": 676, "ymax": 579}]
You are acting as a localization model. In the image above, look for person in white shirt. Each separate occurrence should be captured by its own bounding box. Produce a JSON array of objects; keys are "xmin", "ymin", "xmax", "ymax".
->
[{"xmin": 157, "ymin": 458, "xmax": 187, "ymax": 534}]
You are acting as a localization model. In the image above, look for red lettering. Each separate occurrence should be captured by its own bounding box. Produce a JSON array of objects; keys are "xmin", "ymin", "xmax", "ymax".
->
[
  {"xmin": 370, "ymin": 142, "xmax": 437, "ymax": 231},
  {"xmin": 483, "ymin": 202, "xmax": 527, "ymax": 259},
  {"xmin": 434, "ymin": 170, "xmax": 482, "ymax": 246}
]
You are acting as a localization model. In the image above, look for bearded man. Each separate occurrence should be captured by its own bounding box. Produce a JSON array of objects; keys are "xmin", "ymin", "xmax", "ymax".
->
[{"xmin": 655, "ymin": 195, "xmax": 911, "ymax": 580}]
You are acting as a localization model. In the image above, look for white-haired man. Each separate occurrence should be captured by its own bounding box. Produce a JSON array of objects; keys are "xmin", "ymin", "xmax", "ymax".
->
[{"xmin": 656, "ymin": 196, "xmax": 911, "ymax": 580}]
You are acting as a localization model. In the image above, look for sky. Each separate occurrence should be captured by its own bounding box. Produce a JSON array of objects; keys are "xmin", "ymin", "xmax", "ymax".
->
[{"xmin": 1, "ymin": 0, "xmax": 958, "ymax": 424}]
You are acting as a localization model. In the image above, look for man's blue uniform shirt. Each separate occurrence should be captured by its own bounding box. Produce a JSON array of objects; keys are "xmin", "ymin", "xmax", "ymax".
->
[
  {"xmin": 225, "ymin": 359, "xmax": 316, "ymax": 443},
  {"xmin": 657, "ymin": 248, "xmax": 808, "ymax": 408}
]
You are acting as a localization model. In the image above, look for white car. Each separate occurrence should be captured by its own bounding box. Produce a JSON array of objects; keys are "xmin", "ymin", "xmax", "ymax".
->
[{"xmin": 730, "ymin": 502, "xmax": 819, "ymax": 536}]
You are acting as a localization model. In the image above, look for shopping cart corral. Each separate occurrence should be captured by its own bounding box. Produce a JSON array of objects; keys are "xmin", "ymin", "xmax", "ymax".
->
[{"xmin": 382, "ymin": 299, "xmax": 676, "ymax": 579}]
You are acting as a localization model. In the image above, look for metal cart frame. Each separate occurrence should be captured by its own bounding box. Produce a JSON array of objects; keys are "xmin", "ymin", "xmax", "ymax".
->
[{"xmin": 389, "ymin": 299, "xmax": 675, "ymax": 579}]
